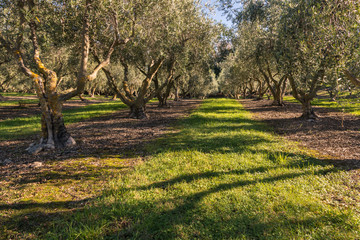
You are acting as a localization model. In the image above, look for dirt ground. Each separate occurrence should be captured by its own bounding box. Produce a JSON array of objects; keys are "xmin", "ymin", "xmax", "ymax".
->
[
  {"xmin": 1, "ymin": 98, "xmax": 359, "ymax": 183},
  {"xmin": 0, "ymin": 100, "xmax": 201, "ymax": 177},
  {"xmin": 241, "ymin": 99, "xmax": 360, "ymax": 168}
]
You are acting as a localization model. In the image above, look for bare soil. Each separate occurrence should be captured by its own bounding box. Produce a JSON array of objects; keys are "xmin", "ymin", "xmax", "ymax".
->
[
  {"xmin": 241, "ymin": 99, "xmax": 360, "ymax": 168},
  {"xmin": 0, "ymin": 99, "xmax": 201, "ymax": 180}
]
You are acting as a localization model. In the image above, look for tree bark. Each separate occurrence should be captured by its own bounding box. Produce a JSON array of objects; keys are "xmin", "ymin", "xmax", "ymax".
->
[
  {"xmin": 259, "ymin": 66, "xmax": 287, "ymax": 106},
  {"xmin": 101, "ymin": 58, "xmax": 165, "ymax": 119},
  {"xmin": 174, "ymin": 85, "xmax": 180, "ymax": 101},
  {"xmin": 27, "ymin": 97, "xmax": 75, "ymax": 154},
  {"xmin": 129, "ymin": 103, "xmax": 147, "ymax": 119},
  {"xmin": 288, "ymin": 75, "xmax": 318, "ymax": 120},
  {"xmin": 344, "ymin": 70, "xmax": 360, "ymax": 87},
  {"xmin": 255, "ymin": 78, "xmax": 268, "ymax": 100},
  {"xmin": 158, "ymin": 80, "xmax": 175, "ymax": 107},
  {"xmin": 299, "ymin": 98, "xmax": 317, "ymax": 120},
  {"xmin": 154, "ymin": 71, "xmax": 178, "ymax": 107}
]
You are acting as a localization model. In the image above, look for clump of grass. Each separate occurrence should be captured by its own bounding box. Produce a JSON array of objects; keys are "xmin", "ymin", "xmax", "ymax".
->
[
  {"xmin": 44, "ymin": 99, "xmax": 359, "ymax": 239},
  {"xmin": 269, "ymin": 152, "xmax": 289, "ymax": 164},
  {"xmin": 0, "ymin": 101, "xmax": 126, "ymax": 140}
]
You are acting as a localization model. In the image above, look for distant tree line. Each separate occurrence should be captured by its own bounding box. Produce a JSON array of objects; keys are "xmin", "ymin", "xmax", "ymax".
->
[{"xmin": 219, "ymin": 0, "xmax": 360, "ymax": 119}]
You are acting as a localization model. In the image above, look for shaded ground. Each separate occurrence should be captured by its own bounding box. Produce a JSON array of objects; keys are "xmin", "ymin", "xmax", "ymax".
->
[
  {"xmin": 0, "ymin": 96, "xmax": 108, "ymax": 121},
  {"xmin": 241, "ymin": 98, "xmax": 360, "ymax": 164},
  {"xmin": 0, "ymin": 100, "xmax": 200, "ymax": 239}
]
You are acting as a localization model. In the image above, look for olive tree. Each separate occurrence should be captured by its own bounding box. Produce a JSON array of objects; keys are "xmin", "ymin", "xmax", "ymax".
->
[
  {"xmin": 100, "ymin": 0, "xmax": 218, "ymax": 118},
  {"xmin": 0, "ymin": 0, "xmax": 133, "ymax": 153}
]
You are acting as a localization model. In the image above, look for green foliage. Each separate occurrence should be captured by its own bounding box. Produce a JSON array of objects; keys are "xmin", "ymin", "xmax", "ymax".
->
[{"xmin": 44, "ymin": 99, "xmax": 359, "ymax": 239}]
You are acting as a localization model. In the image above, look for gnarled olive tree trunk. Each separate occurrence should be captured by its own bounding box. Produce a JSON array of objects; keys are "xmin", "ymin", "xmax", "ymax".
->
[
  {"xmin": 27, "ymin": 89, "xmax": 76, "ymax": 154},
  {"xmin": 288, "ymin": 75, "xmax": 321, "ymax": 120},
  {"xmin": 101, "ymin": 58, "xmax": 165, "ymax": 119},
  {"xmin": 254, "ymin": 78, "xmax": 268, "ymax": 100},
  {"xmin": 157, "ymin": 80, "xmax": 175, "ymax": 107},
  {"xmin": 259, "ymin": 66, "xmax": 287, "ymax": 106},
  {"xmin": 154, "ymin": 68, "xmax": 180, "ymax": 107}
]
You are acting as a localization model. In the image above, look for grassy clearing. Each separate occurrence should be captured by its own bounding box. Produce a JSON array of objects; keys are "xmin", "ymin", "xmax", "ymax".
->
[
  {"xmin": 283, "ymin": 95, "xmax": 360, "ymax": 116},
  {"xmin": 0, "ymin": 101, "xmax": 127, "ymax": 140},
  {"xmin": 40, "ymin": 99, "xmax": 359, "ymax": 239}
]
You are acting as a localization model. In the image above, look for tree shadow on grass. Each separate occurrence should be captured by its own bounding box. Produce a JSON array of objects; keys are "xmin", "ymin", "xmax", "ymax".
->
[
  {"xmin": 104, "ymin": 166, "xmax": 345, "ymax": 239},
  {"xmin": 0, "ymin": 198, "xmax": 95, "ymax": 239}
]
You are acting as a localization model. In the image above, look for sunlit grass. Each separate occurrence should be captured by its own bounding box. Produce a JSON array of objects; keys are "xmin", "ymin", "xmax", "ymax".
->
[
  {"xmin": 44, "ymin": 99, "xmax": 360, "ymax": 239},
  {"xmin": 1, "ymin": 92, "xmax": 36, "ymax": 97},
  {"xmin": 0, "ymin": 99, "xmax": 38, "ymax": 107},
  {"xmin": 0, "ymin": 101, "xmax": 127, "ymax": 140}
]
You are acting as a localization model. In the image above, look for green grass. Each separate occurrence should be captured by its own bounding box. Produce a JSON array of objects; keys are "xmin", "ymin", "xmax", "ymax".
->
[
  {"xmin": 0, "ymin": 99, "xmax": 39, "ymax": 107},
  {"xmin": 41, "ymin": 99, "xmax": 359, "ymax": 239},
  {"xmin": 0, "ymin": 101, "xmax": 127, "ymax": 140},
  {"xmin": 283, "ymin": 95, "xmax": 360, "ymax": 115},
  {"xmin": 1, "ymin": 92, "xmax": 36, "ymax": 97}
]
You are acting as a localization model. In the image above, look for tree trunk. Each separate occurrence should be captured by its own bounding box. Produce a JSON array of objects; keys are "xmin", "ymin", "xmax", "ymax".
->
[
  {"xmin": 129, "ymin": 103, "xmax": 147, "ymax": 119},
  {"xmin": 158, "ymin": 97, "xmax": 167, "ymax": 107},
  {"xmin": 90, "ymin": 87, "xmax": 96, "ymax": 97},
  {"xmin": 272, "ymin": 90, "xmax": 285, "ymax": 106},
  {"xmin": 300, "ymin": 99, "xmax": 316, "ymax": 120},
  {"xmin": 259, "ymin": 66, "xmax": 287, "ymax": 106},
  {"xmin": 242, "ymin": 87, "xmax": 247, "ymax": 99},
  {"xmin": 174, "ymin": 86, "xmax": 180, "ymax": 101},
  {"xmin": 158, "ymin": 80, "xmax": 174, "ymax": 107},
  {"xmin": 79, "ymin": 94, "xmax": 88, "ymax": 101},
  {"xmin": 27, "ymin": 95, "xmax": 75, "ymax": 154}
]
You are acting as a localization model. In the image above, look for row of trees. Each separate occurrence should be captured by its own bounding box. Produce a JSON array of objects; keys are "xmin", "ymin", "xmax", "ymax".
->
[
  {"xmin": 0, "ymin": 0, "xmax": 220, "ymax": 153},
  {"xmin": 219, "ymin": 0, "xmax": 360, "ymax": 119}
]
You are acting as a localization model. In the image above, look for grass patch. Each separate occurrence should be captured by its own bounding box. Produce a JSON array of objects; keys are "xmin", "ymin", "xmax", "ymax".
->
[
  {"xmin": 0, "ymin": 99, "xmax": 38, "ymax": 107},
  {"xmin": 0, "ymin": 155, "xmax": 135, "ymax": 240},
  {"xmin": 0, "ymin": 101, "xmax": 127, "ymax": 140},
  {"xmin": 41, "ymin": 99, "xmax": 359, "ymax": 239},
  {"xmin": 1, "ymin": 92, "xmax": 36, "ymax": 97},
  {"xmin": 283, "ymin": 95, "xmax": 360, "ymax": 115}
]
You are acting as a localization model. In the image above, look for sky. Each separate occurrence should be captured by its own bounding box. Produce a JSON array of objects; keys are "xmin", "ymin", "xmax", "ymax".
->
[{"xmin": 201, "ymin": 0, "xmax": 233, "ymax": 28}]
